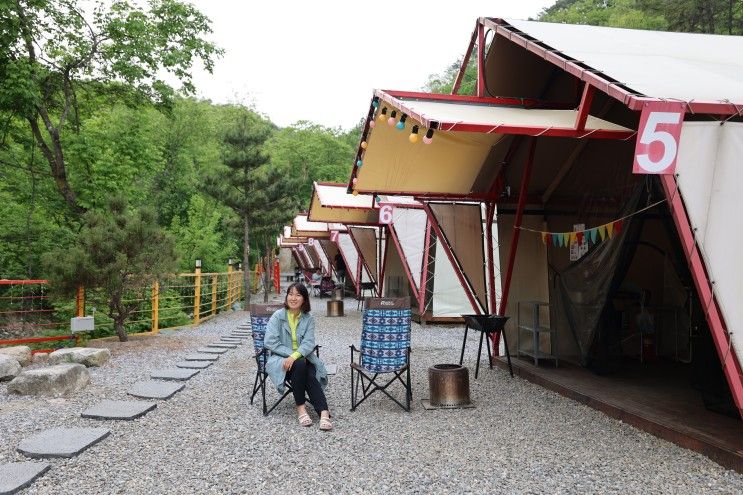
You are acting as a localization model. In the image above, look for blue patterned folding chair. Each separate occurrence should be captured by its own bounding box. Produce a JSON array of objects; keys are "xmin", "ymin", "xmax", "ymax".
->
[
  {"xmin": 249, "ymin": 303, "xmax": 321, "ymax": 416},
  {"xmin": 350, "ymin": 297, "xmax": 412, "ymax": 412}
]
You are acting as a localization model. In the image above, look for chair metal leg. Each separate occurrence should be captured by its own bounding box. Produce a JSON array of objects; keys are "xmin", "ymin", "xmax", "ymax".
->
[{"xmin": 459, "ymin": 325, "xmax": 469, "ymax": 365}]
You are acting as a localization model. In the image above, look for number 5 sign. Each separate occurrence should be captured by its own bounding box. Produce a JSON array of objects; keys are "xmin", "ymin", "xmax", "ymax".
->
[
  {"xmin": 633, "ymin": 101, "xmax": 685, "ymax": 175},
  {"xmin": 379, "ymin": 204, "xmax": 393, "ymax": 224}
]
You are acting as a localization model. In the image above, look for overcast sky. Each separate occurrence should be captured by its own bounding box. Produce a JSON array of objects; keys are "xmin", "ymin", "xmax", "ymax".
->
[{"xmin": 185, "ymin": 1, "xmax": 555, "ymax": 129}]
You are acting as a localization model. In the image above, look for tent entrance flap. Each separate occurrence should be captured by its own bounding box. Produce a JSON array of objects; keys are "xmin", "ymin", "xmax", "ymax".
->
[{"xmin": 426, "ymin": 202, "xmax": 488, "ymax": 313}]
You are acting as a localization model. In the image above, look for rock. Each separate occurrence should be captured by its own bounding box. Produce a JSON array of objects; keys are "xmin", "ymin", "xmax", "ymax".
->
[
  {"xmin": 32, "ymin": 352, "xmax": 49, "ymax": 365},
  {"xmin": 0, "ymin": 354, "xmax": 21, "ymax": 381},
  {"xmin": 7, "ymin": 364, "xmax": 90, "ymax": 397},
  {"xmin": 0, "ymin": 345, "xmax": 32, "ymax": 366},
  {"xmin": 48, "ymin": 347, "xmax": 111, "ymax": 367}
]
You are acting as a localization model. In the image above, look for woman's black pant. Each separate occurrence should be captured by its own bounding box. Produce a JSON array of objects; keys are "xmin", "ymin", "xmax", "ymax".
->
[{"xmin": 287, "ymin": 358, "xmax": 327, "ymax": 413}]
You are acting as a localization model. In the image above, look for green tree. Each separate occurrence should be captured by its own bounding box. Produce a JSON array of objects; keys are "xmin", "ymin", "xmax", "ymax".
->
[
  {"xmin": 539, "ymin": 0, "xmax": 668, "ymax": 29},
  {"xmin": 0, "ymin": 0, "xmax": 221, "ymax": 215},
  {"xmin": 268, "ymin": 122, "xmax": 355, "ymax": 201},
  {"xmin": 170, "ymin": 194, "xmax": 237, "ymax": 273},
  {"xmin": 43, "ymin": 197, "xmax": 178, "ymax": 341},
  {"xmin": 204, "ymin": 110, "xmax": 274, "ymax": 308}
]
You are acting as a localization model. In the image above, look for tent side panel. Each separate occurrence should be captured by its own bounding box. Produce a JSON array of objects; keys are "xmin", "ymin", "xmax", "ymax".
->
[
  {"xmin": 497, "ymin": 214, "xmax": 553, "ymax": 358},
  {"xmin": 674, "ymin": 122, "xmax": 743, "ymax": 417}
]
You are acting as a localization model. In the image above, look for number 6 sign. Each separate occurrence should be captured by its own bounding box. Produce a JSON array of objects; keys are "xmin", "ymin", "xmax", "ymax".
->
[
  {"xmin": 379, "ymin": 204, "xmax": 393, "ymax": 224},
  {"xmin": 633, "ymin": 101, "xmax": 685, "ymax": 175}
]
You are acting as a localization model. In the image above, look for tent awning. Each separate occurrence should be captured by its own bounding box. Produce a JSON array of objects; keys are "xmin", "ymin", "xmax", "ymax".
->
[
  {"xmin": 308, "ymin": 182, "xmax": 379, "ymax": 225},
  {"xmin": 292, "ymin": 214, "xmax": 330, "ymax": 238},
  {"xmin": 351, "ymin": 90, "xmax": 633, "ymax": 197}
]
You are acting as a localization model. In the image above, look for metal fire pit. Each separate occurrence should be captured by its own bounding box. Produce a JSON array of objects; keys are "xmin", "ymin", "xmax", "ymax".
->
[
  {"xmin": 326, "ymin": 300, "xmax": 344, "ymax": 317},
  {"xmin": 422, "ymin": 364, "xmax": 474, "ymax": 410}
]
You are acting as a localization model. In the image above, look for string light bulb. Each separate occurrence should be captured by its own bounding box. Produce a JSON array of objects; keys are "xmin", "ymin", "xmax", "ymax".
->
[
  {"xmin": 352, "ymin": 177, "xmax": 358, "ymax": 185},
  {"xmin": 352, "ymin": 190, "xmax": 359, "ymax": 196},
  {"xmin": 395, "ymin": 114, "xmax": 408, "ymax": 130},
  {"xmin": 361, "ymin": 141, "xmax": 367, "ymax": 149},
  {"xmin": 372, "ymin": 98, "xmax": 379, "ymax": 109},
  {"xmin": 378, "ymin": 107, "xmax": 387, "ymax": 122},
  {"xmin": 369, "ymin": 119, "xmax": 376, "ymax": 128},
  {"xmin": 409, "ymin": 125, "xmax": 419, "ymax": 143},
  {"xmin": 423, "ymin": 128, "xmax": 434, "ymax": 145},
  {"xmin": 356, "ymin": 159, "xmax": 363, "ymax": 167},
  {"xmin": 387, "ymin": 110, "xmax": 397, "ymax": 126}
]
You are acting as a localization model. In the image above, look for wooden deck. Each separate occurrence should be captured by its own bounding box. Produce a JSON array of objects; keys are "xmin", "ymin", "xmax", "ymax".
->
[{"xmin": 493, "ymin": 356, "xmax": 743, "ymax": 472}]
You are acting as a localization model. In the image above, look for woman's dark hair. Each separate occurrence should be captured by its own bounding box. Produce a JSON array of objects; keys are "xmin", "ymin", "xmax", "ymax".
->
[{"xmin": 284, "ymin": 282, "xmax": 311, "ymax": 313}]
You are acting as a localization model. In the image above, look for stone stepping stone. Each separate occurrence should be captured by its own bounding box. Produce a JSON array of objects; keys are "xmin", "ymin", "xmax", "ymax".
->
[
  {"xmin": 0, "ymin": 461, "xmax": 51, "ymax": 494},
  {"xmin": 207, "ymin": 343, "xmax": 237, "ymax": 349},
  {"xmin": 196, "ymin": 347, "xmax": 228, "ymax": 354},
  {"xmin": 81, "ymin": 400, "xmax": 157, "ymax": 420},
  {"xmin": 176, "ymin": 361, "xmax": 212, "ymax": 369},
  {"xmin": 17, "ymin": 427, "xmax": 110, "ymax": 459},
  {"xmin": 150, "ymin": 368, "xmax": 200, "ymax": 381},
  {"xmin": 127, "ymin": 381, "xmax": 184, "ymax": 400},
  {"xmin": 183, "ymin": 354, "xmax": 218, "ymax": 362},
  {"xmin": 221, "ymin": 337, "xmax": 245, "ymax": 342},
  {"xmin": 232, "ymin": 330, "xmax": 250, "ymax": 334}
]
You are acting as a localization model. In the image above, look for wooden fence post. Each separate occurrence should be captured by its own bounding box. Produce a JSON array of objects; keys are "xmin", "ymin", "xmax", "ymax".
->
[
  {"xmin": 227, "ymin": 259, "xmax": 233, "ymax": 307},
  {"xmin": 151, "ymin": 281, "xmax": 159, "ymax": 334},
  {"xmin": 76, "ymin": 286, "xmax": 85, "ymax": 317},
  {"xmin": 211, "ymin": 274, "xmax": 218, "ymax": 316}
]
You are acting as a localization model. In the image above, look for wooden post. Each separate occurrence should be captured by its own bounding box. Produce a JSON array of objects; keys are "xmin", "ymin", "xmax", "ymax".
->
[
  {"xmin": 211, "ymin": 274, "xmax": 218, "ymax": 316},
  {"xmin": 151, "ymin": 281, "xmax": 159, "ymax": 334},
  {"xmin": 75, "ymin": 286, "xmax": 85, "ymax": 317},
  {"xmin": 194, "ymin": 260, "xmax": 202, "ymax": 325},
  {"xmin": 227, "ymin": 259, "xmax": 233, "ymax": 307}
]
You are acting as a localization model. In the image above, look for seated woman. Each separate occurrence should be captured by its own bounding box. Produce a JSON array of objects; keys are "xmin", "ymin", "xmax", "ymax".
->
[{"xmin": 264, "ymin": 282, "xmax": 332, "ymax": 430}]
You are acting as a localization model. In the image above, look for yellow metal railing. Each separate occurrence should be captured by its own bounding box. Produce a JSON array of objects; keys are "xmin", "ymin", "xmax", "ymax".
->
[{"xmin": 82, "ymin": 267, "xmax": 249, "ymax": 339}]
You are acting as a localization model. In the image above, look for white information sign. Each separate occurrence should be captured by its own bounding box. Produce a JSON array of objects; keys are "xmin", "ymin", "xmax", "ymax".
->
[{"xmin": 569, "ymin": 224, "xmax": 588, "ymax": 261}]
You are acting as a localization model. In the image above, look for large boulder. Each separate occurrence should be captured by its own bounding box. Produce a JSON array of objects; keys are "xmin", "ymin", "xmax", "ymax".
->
[
  {"xmin": 0, "ymin": 354, "xmax": 22, "ymax": 381},
  {"xmin": 7, "ymin": 364, "xmax": 90, "ymax": 397},
  {"xmin": 0, "ymin": 346, "xmax": 32, "ymax": 366},
  {"xmin": 48, "ymin": 347, "xmax": 111, "ymax": 367}
]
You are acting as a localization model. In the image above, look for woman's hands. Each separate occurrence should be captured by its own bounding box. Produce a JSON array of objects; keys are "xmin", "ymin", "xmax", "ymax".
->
[{"xmin": 282, "ymin": 355, "xmax": 296, "ymax": 371}]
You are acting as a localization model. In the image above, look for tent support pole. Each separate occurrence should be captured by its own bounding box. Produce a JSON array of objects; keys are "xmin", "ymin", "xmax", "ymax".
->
[
  {"xmin": 485, "ymin": 201, "xmax": 501, "ymax": 356},
  {"xmin": 452, "ymin": 20, "xmax": 479, "ymax": 95},
  {"xmin": 498, "ymin": 138, "xmax": 537, "ymax": 317},
  {"xmin": 661, "ymin": 174, "xmax": 743, "ymax": 419},
  {"xmin": 378, "ymin": 228, "xmax": 387, "ymax": 297},
  {"xmin": 386, "ymin": 222, "xmax": 423, "ymax": 309},
  {"xmin": 419, "ymin": 221, "xmax": 433, "ymax": 315},
  {"xmin": 421, "ymin": 202, "xmax": 482, "ymax": 314},
  {"xmin": 477, "ymin": 23, "xmax": 486, "ymax": 97}
]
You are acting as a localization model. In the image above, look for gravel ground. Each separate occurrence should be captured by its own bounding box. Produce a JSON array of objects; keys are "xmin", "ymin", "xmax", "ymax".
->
[{"xmin": 1, "ymin": 293, "xmax": 742, "ymax": 494}]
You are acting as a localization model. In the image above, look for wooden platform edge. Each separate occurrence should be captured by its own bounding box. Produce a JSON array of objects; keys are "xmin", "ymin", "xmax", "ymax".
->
[{"xmin": 493, "ymin": 357, "xmax": 743, "ymax": 474}]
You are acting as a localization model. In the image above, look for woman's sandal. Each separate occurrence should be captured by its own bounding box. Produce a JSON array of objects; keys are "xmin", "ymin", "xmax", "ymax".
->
[
  {"xmin": 319, "ymin": 416, "xmax": 333, "ymax": 431},
  {"xmin": 298, "ymin": 413, "xmax": 313, "ymax": 427}
]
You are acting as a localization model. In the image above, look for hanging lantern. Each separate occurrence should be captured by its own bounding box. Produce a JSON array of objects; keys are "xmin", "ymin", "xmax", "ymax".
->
[
  {"xmin": 396, "ymin": 114, "xmax": 408, "ymax": 130},
  {"xmin": 423, "ymin": 128, "xmax": 434, "ymax": 145}
]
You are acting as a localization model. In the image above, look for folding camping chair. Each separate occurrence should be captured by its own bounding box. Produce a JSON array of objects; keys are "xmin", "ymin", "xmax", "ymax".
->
[
  {"xmin": 249, "ymin": 303, "xmax": 321, "ymax": 416},
  {"xmin": 350, "ymin": 297, "xmax": 412, "ymax": 412}
]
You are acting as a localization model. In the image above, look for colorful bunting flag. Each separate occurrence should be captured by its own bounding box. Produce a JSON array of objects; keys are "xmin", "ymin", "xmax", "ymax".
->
[
  {"xmin": 590, "ymin": 228, "xmax": 598, "ymax": 243},
  {"xmin": 614, "ymin": 220, "xmax": 623, "ymax": 235},
  {"xmin": 569, "ymin": 232, "xmax": 577, "ymax": 246},
  {"xmin": 576, "ymin": 231, "xmax": 584, "ymax": 245},
  {"xmin": 606, "ymin": 222, "xmax": 614, "ymax": 238}
]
